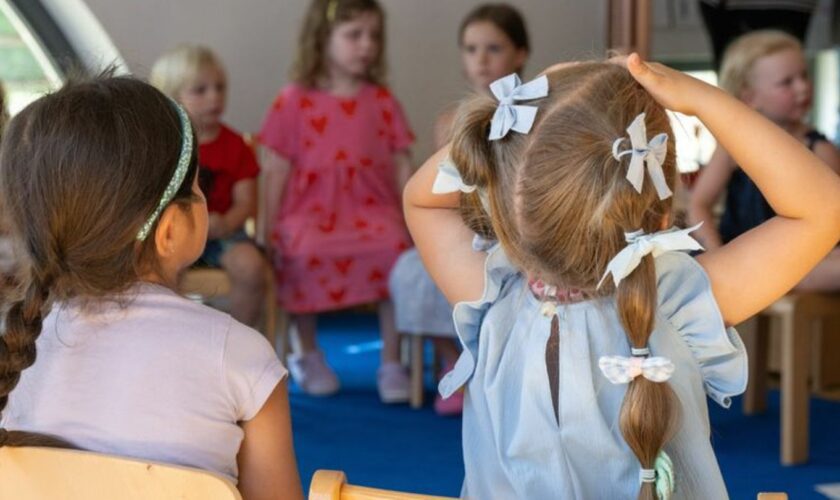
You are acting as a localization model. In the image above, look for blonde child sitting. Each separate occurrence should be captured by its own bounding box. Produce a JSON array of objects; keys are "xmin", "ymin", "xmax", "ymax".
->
[
  {"xmin": 152, "ymin": 45, "xmax": 269, "ymax": 326},
  {"xmin": 689, "ymin": 30, "xmax": 840, "ymax": 291}
]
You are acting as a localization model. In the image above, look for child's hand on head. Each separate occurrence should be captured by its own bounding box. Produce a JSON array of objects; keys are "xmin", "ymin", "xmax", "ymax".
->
[{"xmin": 625, "ymin": 53, "xmax": 718, "ymax": 117}]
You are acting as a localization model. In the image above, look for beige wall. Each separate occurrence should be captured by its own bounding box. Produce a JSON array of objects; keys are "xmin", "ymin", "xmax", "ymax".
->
[{"xmin": 51, "ymin": 0, "xmax": 607, "ymax": 160}]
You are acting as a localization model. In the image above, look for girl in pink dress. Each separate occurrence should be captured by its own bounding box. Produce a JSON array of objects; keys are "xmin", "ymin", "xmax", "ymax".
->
[{"xmin": 260, "ymin": 0, "xmax": 413, "ymax": 400}]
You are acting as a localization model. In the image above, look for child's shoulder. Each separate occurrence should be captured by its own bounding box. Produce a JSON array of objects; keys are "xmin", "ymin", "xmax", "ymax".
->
[
  {"xmin": 214, "ymin": 123, "xmax": 254, "ymax": 151},
  {"xmin": 269, "ymin": 83, "xmax": 312, "ymax": 112},
  {"xmin": 130, "ymin": 284, "xmax": 261, "ymax": 341},
  {"xmin": 654, "ymin": 251, "xmax": 707, "ymax": 285},
  {"xmin": 364, "ymin": 83, "xmax": 403, "ymax": 105},
  {"xmin": 653, "ymin": 251, "xmax": 716, "ymax": 315}
]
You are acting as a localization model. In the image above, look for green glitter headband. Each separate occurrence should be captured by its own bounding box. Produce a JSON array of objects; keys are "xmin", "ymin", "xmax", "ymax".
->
[
  {"xmin": 136, "ymin": 101, "xmax": 194, "ymax": 241},
  {"xmin": 326, "ymin": 0, "xmax": 338, "ymax": 23}
]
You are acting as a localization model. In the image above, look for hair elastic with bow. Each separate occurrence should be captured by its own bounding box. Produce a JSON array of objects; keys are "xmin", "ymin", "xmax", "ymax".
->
[
  {"xmin": 613, "ymin": 113, "xmax": 672, "ymax": 200},
  {"xmin": 598, "ymin": 353, "xmax": 675, "ymax": 385},
  {"xmin": 432, "ymin": 158, "xmax": 491, "ymax": 214},
  {"xmin": 597, "ymin": 223, "xmax": 704, "ymax": 289},
  {"xmin": 641, "ymin": 451, "xmax": 675, "ymax": 500},
  {"xmin": 488, "ymin": 73, "xmax": 548, "ymax": 141}
]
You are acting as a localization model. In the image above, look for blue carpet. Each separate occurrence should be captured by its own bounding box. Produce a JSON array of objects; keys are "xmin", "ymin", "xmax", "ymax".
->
[{"xmin": 290, "ymin": 312, "xmax": 840, "ymax": 498}]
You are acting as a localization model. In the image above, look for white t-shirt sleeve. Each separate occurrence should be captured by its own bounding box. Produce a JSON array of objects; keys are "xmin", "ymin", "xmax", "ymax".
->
[{"xmin": 222, "ymin": 320, "xmax": 288, "ymax": 421}]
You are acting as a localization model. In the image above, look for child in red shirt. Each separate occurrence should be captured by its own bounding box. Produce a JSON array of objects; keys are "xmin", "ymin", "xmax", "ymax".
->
[{"xmin": 152, "ymin": 45, "xmax": 268, "ymax": 327}]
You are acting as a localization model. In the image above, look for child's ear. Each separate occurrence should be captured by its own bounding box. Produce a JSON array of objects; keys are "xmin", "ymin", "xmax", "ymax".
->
[
  {"xmin": 153, "ymin": 204, "xmax": 181, "ymax": 258},
  {"xmin": 740, "ymin": 87, "xmax": 757, "ymax": 108}
]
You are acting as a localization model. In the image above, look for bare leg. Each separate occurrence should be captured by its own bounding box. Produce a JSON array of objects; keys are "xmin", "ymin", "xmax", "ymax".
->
[
  {"xmin": 292, "ymin": 313, "xmax": 319, "ymax": 354},
  {"xmin": 220, "ymin": 242, "xmax": 267, "ymax": 327}
]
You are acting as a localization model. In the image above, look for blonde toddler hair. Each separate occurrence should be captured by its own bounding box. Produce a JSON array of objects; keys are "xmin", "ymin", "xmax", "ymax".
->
[
  {"xmin": 150, "ymin": 44, "xmax": 224, "ymax": 99},
  {"xmin": 719, "ymin": 30, "xmax": 802, "ymax": 97}
]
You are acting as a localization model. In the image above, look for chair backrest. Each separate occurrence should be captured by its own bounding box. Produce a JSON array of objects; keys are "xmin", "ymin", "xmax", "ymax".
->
[
  {"xmin": 309, "ymin": 470, "xmax": 457, "ymax": 500},
  {"xmin": 757, "ymin": 493, "xmax": 788, "ymax": 500},
  {"xmin": 0, "ymin": 446, "xmax": 241, "ymax": 500}
]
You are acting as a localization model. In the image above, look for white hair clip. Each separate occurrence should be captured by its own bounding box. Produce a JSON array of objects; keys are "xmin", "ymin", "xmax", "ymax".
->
[
  {"xmin": 432, "ymin": 157, "xmax": 493, "ymax": 216},
  {"xmin": 612, "ymin": 113, "xmax": 672, "ymax": 200},
  {"xmin": 597, "ymin": 223, "xmax": 704, "ymax": 289},
  {"xmin": 488, "ymin": 73, "xmax": 549, "ymax": 141},
  {"xmin": 432, "ymin": 159, "xmax": 476, "ymax": 194},
  {"xmin": 598, "ymin": 354, "xmax": 675, "ymax": 384}
]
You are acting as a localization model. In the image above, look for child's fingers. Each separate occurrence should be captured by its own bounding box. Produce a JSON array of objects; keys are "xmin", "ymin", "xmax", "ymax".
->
[{"xmin": 626, "ymin": 53, "xmax": 653, "ymax": 83}]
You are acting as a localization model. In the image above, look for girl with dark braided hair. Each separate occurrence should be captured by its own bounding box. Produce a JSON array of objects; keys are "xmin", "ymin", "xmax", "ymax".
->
[{"xmin": 0, "ymin": 75, "xmax": 302, "ymax": 499}]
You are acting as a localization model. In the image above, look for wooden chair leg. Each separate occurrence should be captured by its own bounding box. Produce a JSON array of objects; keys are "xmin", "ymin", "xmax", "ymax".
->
[
  {"xmin": 410, "ymin": 335, "xmax": 425, "ymax": 409},
  {"xmin": 781, "ymin": 306, "xmax": 810, "ymax": 465},
  {"xmin": 810, "ymin": 318, "xmax": 824, "ymax": 393},
  {"xmin": 743, "ymin": 315, "xmax": 769, "ymax": 415}
]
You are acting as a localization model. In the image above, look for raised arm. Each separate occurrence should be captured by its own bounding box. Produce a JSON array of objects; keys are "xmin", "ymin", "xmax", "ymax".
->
[
  {"xmin": 628, "ymin": 54, "xmax": 840, "ymax": 326},
  {"xmin": 403, "ymin": 146, "xmax": 487, "ymax": 304}
]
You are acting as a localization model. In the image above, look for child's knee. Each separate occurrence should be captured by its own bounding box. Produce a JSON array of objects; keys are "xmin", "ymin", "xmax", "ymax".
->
[{"xmin": 223, "ymin": 244, "xmax": 267, "ymax": 287}]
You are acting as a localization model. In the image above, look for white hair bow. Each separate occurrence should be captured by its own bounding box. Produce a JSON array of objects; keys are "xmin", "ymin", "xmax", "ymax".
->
[
  {"xmin": 598, "ymin": 355, "xmax": 675, "ymax": 384},
  {"xmin": 431, "ymin": 158, "xmax": 491, "ymax": 214},
  {"xmin": 488, "ymin": 74, "xmax": 549, "ymax": 141},
  {"xmin": 597, "ymin": 223, "xmax": 704, "ymax": 289},
  {"xmin": 613, "ymin": 113, "xmax": 672, "ymax": 200},
  {"xmin": 432, "ymin": 159, "xmax": 476, "ymax": 194}
]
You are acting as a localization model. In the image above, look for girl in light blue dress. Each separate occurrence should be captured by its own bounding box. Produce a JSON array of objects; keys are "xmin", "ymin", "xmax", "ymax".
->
[{"xmin": 404, "ymin": 56, "xmax": 840, "ymax": 499}]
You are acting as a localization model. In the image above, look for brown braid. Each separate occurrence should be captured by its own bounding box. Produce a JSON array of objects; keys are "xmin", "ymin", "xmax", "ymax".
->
[{"xmin": 0, "ymin": 72, "xmax": 198, "ymax": 448}]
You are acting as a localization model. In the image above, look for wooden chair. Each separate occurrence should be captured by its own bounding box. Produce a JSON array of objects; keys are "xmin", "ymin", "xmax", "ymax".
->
[
  {"xmin": 0, "ymin": 446, "xmax": 241, "ymax": 499},
  {"xmin": 403, "ymin": 334, "xmax": 449, "ymax": 409},
  {"xmin": 309, "ymin": 470, "xmax": 457, "ymax": 500},
  {"xmin": 741, "ymin": 292, "xmax": 840, "ymax": 465},
  {"xmin": 757, "ymin": 494, "xmax": 788, "ymax": 500}
]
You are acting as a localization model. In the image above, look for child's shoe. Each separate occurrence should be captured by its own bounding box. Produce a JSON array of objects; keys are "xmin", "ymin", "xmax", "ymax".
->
[
  {"xmin": 434, "ymin": 389, "xmax": 464, "ymax": 416},
  {"xmin": 377, "ymin": 362, "xmax": 410, "ymax": 403},
  {"xmin": 288, "ymin": 351, "xmax": 340, "ymax": 396}
]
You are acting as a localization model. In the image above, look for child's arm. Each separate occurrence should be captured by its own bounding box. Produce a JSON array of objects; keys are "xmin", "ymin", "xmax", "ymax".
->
[
  {"xmin": 258, "ymin": 148, "xmax": 291, "ymax": 249},
  {"xmin": 687, "ymin": 146, "xmax": 735, "ymax": 249},
  {"xmin": 212, "ymin": 179, "xmax": 257, "ymax": 240},
  {"xmin": 394, "ymin": 151, "xmax": 412, "ymax": 195},
  {"xmin": 236, "ymin": 383, "xmax": 304, "ymax": 500},
  {"xmin": 813, "ymin": 140, "xmax": 840, "ymax": 175},
  {"xmin": 628, "ymin": 54, "xmax": 840, "ymax": 326},
  {"xmin": 404, "ymin": 146, "xmax": 486, "ymax": 304}
]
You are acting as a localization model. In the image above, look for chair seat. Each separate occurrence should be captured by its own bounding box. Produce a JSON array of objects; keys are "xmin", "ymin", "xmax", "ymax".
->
[
  {"xmin": 0, "ymin": 446, "xmax": 241, "ymax": 500},
  {"xmin": 309, "ymin": 470, "xmax": 456, "ymax": 500},
  {"xmin": 181, "ymin": 268, "xmax": 232, "ymax": 297},
  {"xmin": 743, "ymin": 291, "xmax": 840, "ymax": 465}
]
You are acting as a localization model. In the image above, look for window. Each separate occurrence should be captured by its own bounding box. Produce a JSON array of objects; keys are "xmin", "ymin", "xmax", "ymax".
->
[
  {"xmin": 0, "ymin": 0, "xmax": 62, "ymax": 116},
  {"xmin": 669, "ymin": 70, "xmax": 717, "ymax": 175}
]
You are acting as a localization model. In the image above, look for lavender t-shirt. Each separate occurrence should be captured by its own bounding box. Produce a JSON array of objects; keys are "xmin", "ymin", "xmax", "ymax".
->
[{"xmin": 1, "ymin": 283, "xmax": 286, "ymax": 482}]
